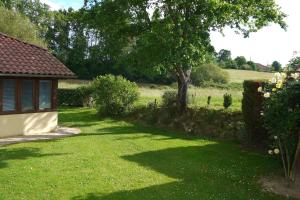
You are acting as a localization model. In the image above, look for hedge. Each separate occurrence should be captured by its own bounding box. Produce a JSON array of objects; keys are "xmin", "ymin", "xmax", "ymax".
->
[
  {"xmin": 242, "ymin": 80, "xmax": 267, "ymax": 146},
  {"xmin": 58, "ymin": 86, "xmax": 93, "ymax": 107}
]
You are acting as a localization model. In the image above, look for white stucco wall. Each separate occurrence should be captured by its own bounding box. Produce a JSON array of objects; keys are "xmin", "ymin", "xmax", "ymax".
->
[{"xmin": 0, "ymin": 112, "xmax": 58, "ymax": 138}]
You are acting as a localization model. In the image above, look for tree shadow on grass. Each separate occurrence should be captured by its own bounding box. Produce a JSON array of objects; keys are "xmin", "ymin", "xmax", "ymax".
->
[
  {"xmin": 72, "ymin": 144, "xmax": 284, "ymax": 200},
  {"xmin": 0, "ymin": 147, "xmax": 69, "ymax": 169}
]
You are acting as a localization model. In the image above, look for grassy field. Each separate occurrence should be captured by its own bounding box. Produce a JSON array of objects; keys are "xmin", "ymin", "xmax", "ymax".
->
[
  {"xmin": 225, "ymin": 69, "xmax": 273, "ymax": 83},
  {"xmin": 58, "ymin": 69, "xmax": 273, "ymax": 110},
  {"xmin": 0, "ymin": 108, "xmax": 287, "ymax": 200}
]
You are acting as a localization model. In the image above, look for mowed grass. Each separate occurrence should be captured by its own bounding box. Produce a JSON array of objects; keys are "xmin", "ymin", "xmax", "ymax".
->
[{"xmin": 0, "ymin": 108, "xmax": 289, "ymax": 200}]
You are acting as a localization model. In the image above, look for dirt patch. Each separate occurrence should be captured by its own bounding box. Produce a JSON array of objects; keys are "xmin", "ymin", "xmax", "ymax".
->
[{"xmin": 260, "ymin": 176, "xmax": 300, "ymax": 199}]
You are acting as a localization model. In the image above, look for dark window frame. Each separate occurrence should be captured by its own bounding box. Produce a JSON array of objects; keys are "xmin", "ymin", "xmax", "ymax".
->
[{"xmin": 0, "ymin": 77, "xmax": 58, "ymax": 115}]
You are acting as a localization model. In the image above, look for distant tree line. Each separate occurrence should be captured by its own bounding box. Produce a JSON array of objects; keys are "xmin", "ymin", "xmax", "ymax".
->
[{"xmin": 215, "ymin": 49, "xmax": 283, "ymax": 72}]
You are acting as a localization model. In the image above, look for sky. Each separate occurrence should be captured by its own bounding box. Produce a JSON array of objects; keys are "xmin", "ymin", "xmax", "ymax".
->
[{"xmin": 42, "ymin": 0, "xmax": 300, "ymax": 66}]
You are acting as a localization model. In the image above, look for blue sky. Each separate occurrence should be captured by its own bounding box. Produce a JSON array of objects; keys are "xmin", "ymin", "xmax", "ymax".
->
[
  {"xmin": 41, "ymin": 0, "xmax": 83, "ymax": 10},
  {"xmin": 42, "ymin": 0, "xmax": 300, "ymax": 66}
]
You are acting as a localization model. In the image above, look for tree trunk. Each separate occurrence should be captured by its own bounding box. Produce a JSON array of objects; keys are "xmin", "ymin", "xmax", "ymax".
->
[
  {"xmin": 176, "ymin": 66, "xmax": 191, "ymax": 112},
  {"xmin": 177, "ymin": 78, "xmax": 189, "ymax": 111}
]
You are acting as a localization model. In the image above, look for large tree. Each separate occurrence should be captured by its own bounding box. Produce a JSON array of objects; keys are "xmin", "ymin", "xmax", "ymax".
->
[
  {"xmin": 86, "ymin": 0, "xmax": 286, "ymax": 110},
  {"xmin": 0, "ymin": 0, "xmax": 51, "ymax": 38},
  {"xmin": 0, "ymin": 6, "xmax": 45, "ymax": 47}
]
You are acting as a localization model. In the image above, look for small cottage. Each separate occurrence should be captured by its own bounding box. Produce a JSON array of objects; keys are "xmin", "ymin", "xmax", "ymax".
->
[{"xmin": 0, "ymin": 33, "xmax": 75, "ymax": 138}]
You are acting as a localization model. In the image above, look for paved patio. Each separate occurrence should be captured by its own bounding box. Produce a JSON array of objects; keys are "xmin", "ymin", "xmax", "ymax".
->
[{"xmin": 0, "ymin": 127, "xmax": 81, "ymax": 146}]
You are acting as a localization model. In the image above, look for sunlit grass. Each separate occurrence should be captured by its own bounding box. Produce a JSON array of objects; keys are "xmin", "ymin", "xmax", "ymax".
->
[
  {"xmin": 0, "ymin": 108, "xmax": 286, "ymax": 200},
  {"xmin": 225, "ymin": 69, "xmax": 272, "ymax": 83}
]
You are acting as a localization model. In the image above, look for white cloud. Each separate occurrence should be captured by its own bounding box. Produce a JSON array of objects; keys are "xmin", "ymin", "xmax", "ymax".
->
[{"xmin": 211, "ymin": 0, "xmax": 300, "ymax": 66}]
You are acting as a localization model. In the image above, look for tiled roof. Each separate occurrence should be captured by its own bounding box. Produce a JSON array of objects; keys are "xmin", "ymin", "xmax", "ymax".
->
[{"xmin": 0, "ymin": 32, "xmax": 75, "ymax": 78}]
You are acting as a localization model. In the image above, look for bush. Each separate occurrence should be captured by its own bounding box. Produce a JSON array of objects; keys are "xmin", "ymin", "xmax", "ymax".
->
[
  {"xmin": 92, "ymin": 75, "xmax": 139, "ymax": 116},
  {"xmin": 223, "ymin": 93, "xmax": 232, "ymax": 109},
  {"xmin": 162, "ymin": 90, "xmax": 177, "ymax": 108},
  {"xmin": 262, "ymin": 73, "xmax": 300, "ymax": 183},
  {"xmin": 242, "ymin": 80, "xmax": 267, "ymax": 145},
  {"xmin": 191, "ymin": 63, "xmax": 229, "ymax": 86},
  {"xmin": 58, "ymin": 86, "xmax": 93, "ymax": 107}
]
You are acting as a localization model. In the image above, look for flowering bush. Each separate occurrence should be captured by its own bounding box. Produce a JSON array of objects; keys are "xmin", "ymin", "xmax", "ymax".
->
[{"xmin": 260, "ymin": 72, "xmax": 300, "ymax": 183}]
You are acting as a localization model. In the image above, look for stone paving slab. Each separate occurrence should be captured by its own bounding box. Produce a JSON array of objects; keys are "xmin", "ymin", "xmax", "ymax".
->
[{"xmin": 0, "ymin": 127, "xmax": 81, "ymax": 146}]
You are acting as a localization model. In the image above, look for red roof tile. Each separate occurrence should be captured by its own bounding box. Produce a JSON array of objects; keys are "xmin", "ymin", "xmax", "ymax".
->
[{"xmin": 0, "ymin": 33, "xmax": 75, "ymax": 78}]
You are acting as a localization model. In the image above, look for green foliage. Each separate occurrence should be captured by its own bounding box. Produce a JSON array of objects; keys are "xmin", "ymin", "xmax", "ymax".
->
[
  {"xmin": 191, "ymin": 64, "xmax": 229, "ymax": 86},
  {"xmin": 247, "ymin": 61, "xmax": 257, "ymax": 71},
  {"xmin": 0, "ymin": 6, "xmax": 45, "ymax": 47},
  {"xmin": 235, "ymin": 56, "xmax": 247, "ymax": 69},
  {"xmin": 272, "ymin": 61, "xmax": 282, "ymax": 72},
  {"xmin": 217, "ymin": 49, "xmax": 232, "ymax": 63},
  {"xmin": 86, "ymin": 0, "xmax": 286, "ymax": 110},
  {"xmin": 263, "ymin": 76, "xmax": 300, "ymax": 182},
  {"xmin": 162, "ymin": 90, "xmax": 177, "ymax": 108},
  {"xmin": 288, "ymin": 57, "xmax": 300, "ymax": 71},
  {"xmin": 92, "ymin": 75, "xmax": 139, "ymax": 116},
  {"xmin": 0, "ymin": 0, "xmax": 51, "ymax": 38},
  {"xmin": 242, "ymin": 80, "xmax": 267, "ymax": 145},
  {"xmin": 207, "ymin": 96, "xmax": 212, "ymax": 107},
  {"xmin": 223, "ymin": 93, "xmax": 232, "ymax": 109},
  {"xmin": 58, "ymin": 86, "xmax": 93, "ymax": 107}
]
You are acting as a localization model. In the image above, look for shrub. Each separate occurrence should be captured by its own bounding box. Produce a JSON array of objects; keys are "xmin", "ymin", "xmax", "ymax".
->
[
  {"xmin": 223, "ymin": 93, "xmax": 232, "ymax": 109},
  {"xmin": 162, "ymin": 90, "xmax": 177, "ymax": 108},
  {"xmin": 92, "ymin": 75, "xmax": 139, "ymax": 116},
  {"xmin": 207, "ymin": 96, "xmax": 212, "ymax": 107},
  {"xmin": 262, "ymin": 72, "xmax": 300, "ymax": 183},
  {"xmin": 58, "ymin": 86, "xmax": 93, "ymax": 107},
  {"xmin": 242, "ymin": 80, "xmax": 267, "ymax": 145},
  {"xmin": 191, "ymin": 63, "xmax": 229, "ymax": 86}
]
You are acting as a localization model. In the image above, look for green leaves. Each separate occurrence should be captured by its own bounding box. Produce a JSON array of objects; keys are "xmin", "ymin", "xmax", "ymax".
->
[
  {"xmin": 0, "ymin": 6, "xmax": 46, "ymax": 47},
  {"xmin": 86, "ymin": 0, "xmax": 286, "ymax": 73}
]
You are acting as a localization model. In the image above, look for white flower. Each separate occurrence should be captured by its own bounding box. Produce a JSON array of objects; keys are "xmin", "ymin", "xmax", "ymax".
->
[
  {"xmin": 264, "ymin": 92, "xmax": 271, "ymax": 98},
  {"xmin": 281, "ymin": 73, "xmax": 287, "ymax": 80},
  {"xmin": 274, "ymin": 148, "xmax": 280, "ymax": 154},
  {"xmin": 268, "ymin": 150, "xmax": 274, "ymax": 155},
  {"xmin": 260, "ymin": 112, "xmax": 264, "ymax": 116},
  {"xmin": 274, "ymin": 136, "xmax": 278, "ymax": 140},
  {"xmin": 257, "ymin": 87, "xmax": 262, "ymax": 92},
  {"xmin": 291, "ymin": 73, "xmax": 300, "ymax": 80},
  {"xmin": 270, "ymin": 77, "xmax": 277, "ymax": 84},
  {"xmin": 274, "ymin": 72, "xmax": 281, "ymax": 78}
]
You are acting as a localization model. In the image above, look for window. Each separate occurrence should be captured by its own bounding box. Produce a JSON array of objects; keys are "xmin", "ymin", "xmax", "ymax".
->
[
  {"xmin": 21, "ymin": 80, "xmax": 34, "ymax": 111},
  {"xmin": 0, "ymin": 78, "xmax": 57, "ymax": 114},
  {"xmin": 3, "ymin": 79, "xmax": 16, "ymax": 112},
  {"xmin": 39, "ymin": 80, "xmax": 52, "ymax": 110}
]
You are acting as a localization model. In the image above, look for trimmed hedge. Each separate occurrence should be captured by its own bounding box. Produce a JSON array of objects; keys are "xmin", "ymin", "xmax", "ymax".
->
[
  {"xmin": 242, "ymin": 80, "xmax": 267, "ymax": 146},
  {"xmin": 58, "ymin": 86, "xmax": 93, "ymax": 107}
]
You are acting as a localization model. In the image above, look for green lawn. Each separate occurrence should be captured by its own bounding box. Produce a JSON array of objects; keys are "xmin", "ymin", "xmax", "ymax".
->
[{"xmin": 0, "ymin": 108, "xmax": 290, "ymax": 200}]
